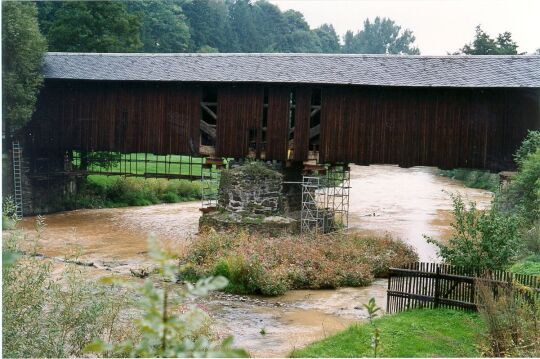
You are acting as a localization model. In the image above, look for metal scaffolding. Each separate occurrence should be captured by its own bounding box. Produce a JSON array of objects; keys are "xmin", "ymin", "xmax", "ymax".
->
[
  {"xmin": 301, "ymin": 164, "xmax": 350, "ymax": 234},
  {"xmin": 201, "ymin": 157, "xmax": 225, "ymax": 211}
]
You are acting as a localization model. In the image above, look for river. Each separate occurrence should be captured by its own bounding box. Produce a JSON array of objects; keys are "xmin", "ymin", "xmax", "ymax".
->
[{"xmin": 16, "ymin": 164, "xmax": 493, "ymax": 357}]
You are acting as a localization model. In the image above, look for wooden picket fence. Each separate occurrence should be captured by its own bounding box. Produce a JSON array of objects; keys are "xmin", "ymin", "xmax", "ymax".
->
[{"xmin": 387, "ymin": 262, "xmax": 540, "ymax": 314}]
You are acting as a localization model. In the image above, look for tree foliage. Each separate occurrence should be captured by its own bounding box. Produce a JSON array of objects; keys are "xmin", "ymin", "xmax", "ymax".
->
[
  {"xmin": 2, "ymin": 1, "xmax": 47, "ymax": 133},
  {"xmin": 34, "ymin": 0, "xmax": 421, "ymax": 55},
  {"xmin": 343, "ymin": 17, "xmax": 420, "ymax": 54},
  {"xmin": 43, "ymin": 1, "xmax": 142, "ymax": 52},
  {"xmin": 459, "ymin": 25, "xmax": 520, "ymax": 55},
  {"xmin": 127, "ymin": 0, "xmax": 190, "ymax": 53},
  {"xmin": 428, "ymin": 193, "xmax": 522, "ymax": 272}
]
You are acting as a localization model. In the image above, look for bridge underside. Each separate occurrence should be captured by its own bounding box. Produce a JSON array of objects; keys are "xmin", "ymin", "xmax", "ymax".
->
[{"xmin": 22, "ymin": 80, "xmax": 539, "ymax": 173}]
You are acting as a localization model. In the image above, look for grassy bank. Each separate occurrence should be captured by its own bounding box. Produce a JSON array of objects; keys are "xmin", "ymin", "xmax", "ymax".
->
[
  {"xmin": 66, "ymin": 175, "xmax": 202, "ymax": 209},
  {"xmin": 509, "ymin": 254, "xmax": 540, "ymax": 275},
  {"xmin": 438, "ymin": 168, "xmax": 499, "ymax": 192},
  {"xmin": 74, "ymin": 152, "xmax": 205, "ymax": 177},
  {"xmin": 181, "ymin": 229, "xmax": 418, "ymax": 296},
  {"xmin": 291, "ymin": 309, "xmax": 481, "ymax": 358}
]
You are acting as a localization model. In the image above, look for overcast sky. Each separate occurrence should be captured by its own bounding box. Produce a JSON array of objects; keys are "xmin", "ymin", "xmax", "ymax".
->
[{"xmin": 268, "ymin": 0, "xmax": 540, "ymax": 55}]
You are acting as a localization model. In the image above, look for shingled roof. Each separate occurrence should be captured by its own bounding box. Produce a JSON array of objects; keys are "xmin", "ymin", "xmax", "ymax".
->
[{"xmin": 43, "ymin": 52, "xmax": 540, "ymax": 88}]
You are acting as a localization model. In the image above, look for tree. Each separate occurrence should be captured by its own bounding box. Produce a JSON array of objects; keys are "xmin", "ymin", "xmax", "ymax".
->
[
  {"xmin": 183, "ymin": 0, "xmax": 237, "ymax": 52},
  {"xmin": 343, "ymin": 17, "xmax": 420, "ymax": 54},
  {"xmin": 252, "ymin": 0, "xmax": 286, "ymax": 52},
  {"xmin": 314, "ymin": 24, "xmax": 341, "ymax": 53},
  {"xmin": 229, "ymin": 0, "xmax": 261, "ymax": 52},
  {"xmin": 46, "ymin": 2, "xmax": 142, "ymax": 52},
  {"xmin": 2, "ymin": 1, "xmax": 47, "ymax": 134},
  {"xmin": 535, "ymin": 48, "xmax": 540, "ymax": 55},
  {"xmin": 274, "ymin": 10, "xmax": 321, "ymax": 52},
  {"xmin": 459, "ymin": 25, "xmax": 520, "ymax": 55},
  {"xmin": 342, "ymin": 30, "xmax": 355, "ymax": 53},
  {"xmin": 127, "ymin": 1, "xmax": 190, "ymax": 53}
]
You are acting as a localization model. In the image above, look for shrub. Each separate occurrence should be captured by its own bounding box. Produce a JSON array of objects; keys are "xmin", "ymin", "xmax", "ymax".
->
[
  {"xmin": 181, "ymin": 229, "xmax": 418, "ymax": 296},
  {"xmin": 428, "ymin": 193, "xmax": 522, "ymax": 272},
  {"xmin": 475, "ymin": 279, "xmax": 540, "ymax": 357},
  {"xmin": 2, "ymin": 196, "xmax": 18, "ymax": 230},
  {"xmin": 438, "ymin": 168, "xmax": 499, "ymax": 192},
  {"xmin": 86, "ymin": 239, "xmax": 247, "ymax": 358},
  {"xmin": 513, "ymin": 130, "xmax": 540, "ymax": 165},
  {"xmin": 2, "ymin": 254, "xmax": 128, "ymax": 357},
  {"xmin": 67, "ymin": 176, "xmax": 203, "ymax": 209}
]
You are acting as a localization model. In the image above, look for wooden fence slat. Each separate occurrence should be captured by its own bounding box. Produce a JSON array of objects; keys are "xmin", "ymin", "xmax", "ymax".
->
[{"xmin": 387, "ymin": 262, "xmax": 540, "ymax": 314}]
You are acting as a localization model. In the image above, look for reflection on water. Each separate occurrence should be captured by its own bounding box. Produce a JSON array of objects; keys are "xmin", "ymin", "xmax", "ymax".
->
[{"xmin": 16, "ymin": 165, "xmax": 493, "ymax": 357}]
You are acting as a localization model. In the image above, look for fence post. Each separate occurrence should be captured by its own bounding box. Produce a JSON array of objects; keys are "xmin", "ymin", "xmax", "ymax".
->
[
  {"xmin": 434, "ymin": 265, "xmax": 440, "ymax": 308},
  {"xmin": 386, "ymin": 269, "xmax": 392, "ymax": 313}
]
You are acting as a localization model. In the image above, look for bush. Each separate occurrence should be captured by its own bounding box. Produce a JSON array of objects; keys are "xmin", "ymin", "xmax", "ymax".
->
[
  {"xmin": 3, "ymin": 229, "xmax": 246, "ymax": 358},
  {"xmin": 66, "ymin": 176, "xmax": 202, "ymax": 209},
  {"xmin": 428, "ymin": 193, "xmax": 522, "ymax": 272},
  {"xmin": 181, "ymin": 229, "xmax": 418, "ymax": 296},
  {"xmin": 2, "ymin": 196, "xmax": 18, "ymax": 230},
  {"xmin": 2, "ymin": 255, "xmax": 128, "ymax": 357},
  {"xmin": 438, "ymin": 168, "xmax": 499, "ymax": 192},
  {"xmin": 513, "ymin": 130, "xmax": 540, "ymax": 165},
  {"xmin": 86, "ymin": 238, "xmax": 247, "ymax": 358},
  {"xmin": 494, "ymin": 147, "xmax": 540, "ymax": 255},
  {"xmin": 475, "ymin": 279, "xmax": 540, "ymax": 357}
]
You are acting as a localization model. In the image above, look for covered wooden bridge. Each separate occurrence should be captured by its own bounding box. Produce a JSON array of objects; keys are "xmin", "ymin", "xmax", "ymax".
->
[
  {"xmin": 25, "ymin": 53, "xmax": 540, "ymax": 171},
  {"xmin": 12, "ymin": 53, "xmax": 540, "ymax": 217}
]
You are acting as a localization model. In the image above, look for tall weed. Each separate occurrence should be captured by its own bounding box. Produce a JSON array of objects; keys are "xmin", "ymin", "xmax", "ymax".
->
[
  {"xmin": 476, "ymin": 279, "xmax": 540, "ymax": 357},
  {"xmin": 182, "ymin": 229, "xmax": 418, "ymax": 296}
]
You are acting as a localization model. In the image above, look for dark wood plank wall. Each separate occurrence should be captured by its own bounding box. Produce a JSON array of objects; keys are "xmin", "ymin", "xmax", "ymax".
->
[
  {"xmin": 293, "ymin": 88, "xmax": 312, "ymax": 161},
  {"xmin": 216, "ymin": 85, "xmax": 264, "ymax": 158},
  {"xmin": 27, "ymin": 80, "xmax": 201, "ymax": 156},
  {"xmin": 26, "ymin": 80, "xmax": 539, "ymax": 170},
  {"xmin": 319, "ymin": 86, "xmax": 539, "ymax": 169},
  {"xmin": 265, "ymin": 87, "xmax": 290, "ymax": 160}
]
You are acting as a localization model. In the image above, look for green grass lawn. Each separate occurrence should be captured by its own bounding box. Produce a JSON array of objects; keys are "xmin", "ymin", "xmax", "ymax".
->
[
  {"xmin": 509, "ymin": 255, "xmax": 540, "ymax": 276},
  {"xmin": 291, "ymin": 309, "xmax": 482, "ymax": 358},
  {"xmin": 74, "ymin": 152, "xmax": 205, "ymax": 177}
]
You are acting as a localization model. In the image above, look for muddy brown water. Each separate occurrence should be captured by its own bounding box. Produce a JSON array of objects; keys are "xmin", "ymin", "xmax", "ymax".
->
[{"xmin": 16, "ymin": 165, "xmax": 492, "ymax": 357}]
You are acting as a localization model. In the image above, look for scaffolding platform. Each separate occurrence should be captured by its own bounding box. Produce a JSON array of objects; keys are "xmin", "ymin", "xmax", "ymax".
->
[{"xmin": 301, "ymin": 164, "xmax": 350, "ymax": 234}]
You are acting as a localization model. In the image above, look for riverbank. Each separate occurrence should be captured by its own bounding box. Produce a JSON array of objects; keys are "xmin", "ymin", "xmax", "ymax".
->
[
  {"xmin": 11, "ymin": 165, "xmax": 494, "ymax": 356},
  {"xmin": 291, "ymin": 309, "xmax": 481, "ymax": 357},
  {"xmin": 65, "ymin": 175, "xmax": 202, "ymax": 209}
]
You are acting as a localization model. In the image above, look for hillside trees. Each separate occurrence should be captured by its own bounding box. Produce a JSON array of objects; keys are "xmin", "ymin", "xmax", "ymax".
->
[
  {"xmin": 41, "ymin": 1, "xmax": 142, "ymax": 52},
  {"xmin": 127, "ymin": 0, "xmax": 190, "ymax": 52},
  {"xmin": 2, "ymin": 1, "xmax": 47, "ymax": 134},
  {"xmin": 34, "ymin": 0, "xmax": 421, "ymax": 55},
  {"xmin": 183, "ymin": 0, "xmax": 236, "ymax": 52}
]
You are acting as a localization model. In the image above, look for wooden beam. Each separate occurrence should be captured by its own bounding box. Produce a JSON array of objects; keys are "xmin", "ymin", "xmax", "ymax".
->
[
  {"xmin": 201, "ymin": 103, "xmax": 217, "ymax": 120},
  {"xmin": 200, "ymin": 120, "xmax": 216, "ymax": 139},
  {"xmin": 309, "ymin": 124, "xmax": 320, "ymax": 139}
]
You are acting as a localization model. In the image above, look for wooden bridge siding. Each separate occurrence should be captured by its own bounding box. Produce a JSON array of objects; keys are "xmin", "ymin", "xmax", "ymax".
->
[
  {"xmin": 26, "ymin": 80, "xmax": 201, "ymax": 155},
  {"xmin": 216, "ymin": 85, "xmax": 264, "ymax": 158},
  {"xmin": 293, "ymin": 87, "xmax": 312, "ymax": 161},
  {"xmin": 265, "ymin": 87, "xmax": 291, "ymax": 160},
  {"xmin": 319, "ymin": 86, "xmax": 539, "ymax": 169},
  {"xmin": 26, "ymin": 81, "xmax": 539, "ymax": 169}
]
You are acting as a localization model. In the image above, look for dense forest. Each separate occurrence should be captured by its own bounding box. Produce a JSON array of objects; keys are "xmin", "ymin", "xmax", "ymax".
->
[{"xmin": 35, "ymin": 0, "xmax": 420, "ymax": 54}]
